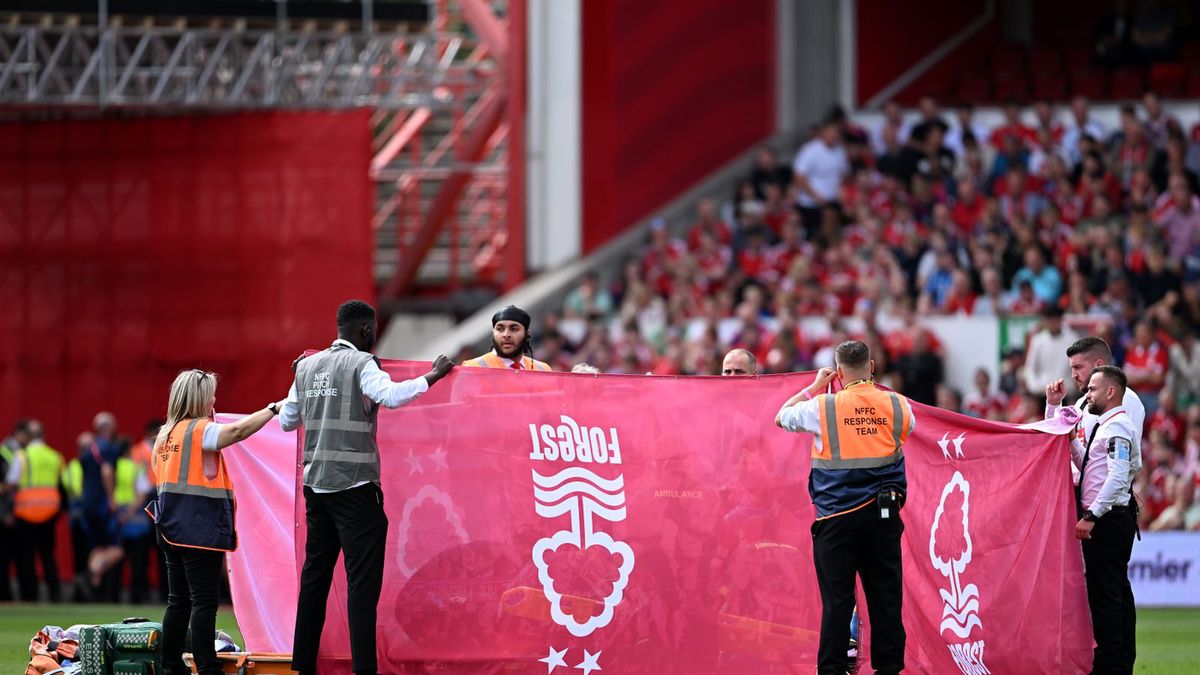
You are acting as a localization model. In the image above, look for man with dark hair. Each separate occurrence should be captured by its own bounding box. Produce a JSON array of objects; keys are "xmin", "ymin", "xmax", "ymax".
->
[
  {"xmin": 721, "ymin": 348, "xmax": 758, "ymax": 376},
  {"xmin": 462, "ymin": 305, "xmax": 553, "ymax": 371},
  {"xmin": 1046, "ymin": 336, "xmax": 1146, "ymax": 464},
  {"xmin": 1071, "ymin": 365, "xmax": 1140, "ymax": 674},
  {"xmin": 281, "ymin": 299, "xmax": 454, "ymax": 675},
  {"xmin": 775, "ymin": 340, "xmax": 914, "ymax": 675}
]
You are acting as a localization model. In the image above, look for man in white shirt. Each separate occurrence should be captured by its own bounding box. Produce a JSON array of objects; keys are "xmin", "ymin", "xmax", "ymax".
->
[
  {"xmin": 1062, "ymin": 96, "xmax": 1106, "ymax": 167},
  {"xmin": 1023, "ymin": 305, "xmax": 1080, "ymax": 396},
  {"xmin": 1069, "ymin": 366, "xmax": 1139, "ymax": 674},
  {"xmin": 944, "ymin": 104, "xmax": 988, "ymax": 157},
  {"xmin": 1045, "ymin": 336, "xmax": 1146, "ymax": 462},
  {"xmin": 793, "ymin": 119, "xmax": 849, "ymax": 229},
  {"xmin": 281, "ymin": 299, "xmax": 454, "ymax": 675}
]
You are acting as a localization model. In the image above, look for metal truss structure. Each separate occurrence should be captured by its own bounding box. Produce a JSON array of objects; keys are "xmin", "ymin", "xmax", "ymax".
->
[
  {"xmin": 0, "ymin": 23, "xmax": 488, "ymax": 110},
  {"xmin": 0, "ymin": 0, "xmax": 520, "ymax": 300}
]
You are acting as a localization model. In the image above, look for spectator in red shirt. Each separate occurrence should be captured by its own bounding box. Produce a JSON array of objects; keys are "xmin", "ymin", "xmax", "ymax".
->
[
  {"xmin": 963, "ymin": 367, "xmax": 1007, "ymax": 420},
  {"xmin": 1033, "ymin": 99, "xmax": 1065, "ymax": 145},
  {"xmin": 1125, "ymin": 319, "xmax": 1170, "ymax": 413},
  {"xmin": 1147, "ymin": 388, "xmax": 1185, "ymax": 446},
  {"xmin": 642, "ymin": 219, "xmax": 686, "ymax": 296},
  {"xmin": 737, "ymin": 227, "xmax": 773, "ymax": 285},
  {"xmin": 989, "ymin": 99, "xmax": 1035, "ymax": 151},
  {"xmin": 1008, "ymin": 279, "xmax": 1045, "ymax": 316},
  {"xmin": 686, "ymin": 198, "xmax": 732, "ymax": 251},
  {"xmin": 951, "ymin": 177, "xmax": 986, "ymax": 235}
]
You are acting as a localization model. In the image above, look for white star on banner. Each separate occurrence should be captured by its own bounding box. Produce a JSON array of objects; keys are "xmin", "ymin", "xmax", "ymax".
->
[
  {"xmin": 404, "ymin": 448, "xmax": 424, "ymax": 475},
  {"xmin": 429, "ymin": 447, "xmax": 449, "ymax": 471},
  {"xmin": 575, "ymin": 649, "xmax": 602, "ymax": 675},
  {"xmin": 538, "ymin": 645, "xmax": 568, "ymax": 673}
]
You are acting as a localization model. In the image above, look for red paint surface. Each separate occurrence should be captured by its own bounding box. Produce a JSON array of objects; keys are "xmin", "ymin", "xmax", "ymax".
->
[
  {"xmin": 0, "ymin": 111, "xmax": 375, "ymax": 457},
  {"xmin": 581, "ymin": 0, "xmax": 775, "ymax": 251}
]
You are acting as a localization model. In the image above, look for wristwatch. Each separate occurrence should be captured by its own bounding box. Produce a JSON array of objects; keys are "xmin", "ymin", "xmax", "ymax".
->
[
  {"xmin": 1082, "ymin": 510, "xmax": 1099, "ymax": 522},
  {"xmin": 268, "ymin": 402, "xmax": 280, "ymax": 416}
]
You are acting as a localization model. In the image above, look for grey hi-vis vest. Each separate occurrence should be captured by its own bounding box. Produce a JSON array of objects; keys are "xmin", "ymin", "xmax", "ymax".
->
[{"xmin": 295, "ymin": 344, "xmax": 381, "ymax": 490}]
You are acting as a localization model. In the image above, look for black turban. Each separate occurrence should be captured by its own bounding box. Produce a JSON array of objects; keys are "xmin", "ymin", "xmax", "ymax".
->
[{"xmin": 491, "ymin": 305, "xmax": 531, "ymax": 330}]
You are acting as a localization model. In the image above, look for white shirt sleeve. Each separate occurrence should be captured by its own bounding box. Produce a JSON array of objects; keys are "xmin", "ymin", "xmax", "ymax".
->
[
  {"xmin": 279, "ymin": 380, "xmax": 301, "ymax": 432},
  {"xmin": 5, "ymin": 455, "xmax": 21, "ymax": 485},
  {"xmin": 201, "ymin": 422, "xmax": 224, "ymax": 452},
  {"xmin": 1044, "ymin": 401, "xmax": 1061, "ymax": 420},
  {"xmin": 778, "ymin": 397, "xmax": 823, "ymax": 434},
  {"xmin": 902, "ymin": 396, "xmax": 917, "ymax": 434},
  {"xmin": 359, "ymin": 359, "xmax": 430, "ymax": 409},
  {"xmin": 1089, "ymin": 433, "xmax": 1134, "ymax": 517},
  {"xmin": 793, "ymin": 144, "xmax": 815, "ymax": 176}
]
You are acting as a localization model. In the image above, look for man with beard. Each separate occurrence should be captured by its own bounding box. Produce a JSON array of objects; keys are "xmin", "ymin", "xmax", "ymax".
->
[
  {"xmin": 462, "ymin": 305, "xmax": 553, "ymax": 371},
  {"xmin": 1069, "ymin": 366, "xmax": 1140, "ymax": 675},
  {"xmin": 281, "ymin": 299, "xmax": 454, "ymax": 675},
  {"xmin": 1045, "ymin": 336, "xmax": 1146, "ymax": 465}
]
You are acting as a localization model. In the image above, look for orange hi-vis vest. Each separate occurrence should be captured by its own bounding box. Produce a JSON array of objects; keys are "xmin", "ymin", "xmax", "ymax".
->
[
  {"xmin": 14, "ymin": 441, "xmax": 64, "ymax": 524},
  {"xmin": 813, "ymin": 382, "xmax": 912, "ymax": 469},
  {"xmin": 146, "ymin": 418, "xmax": 237, "ymax": 552},
  {"xmin": 462, "ymin": 351, "xmax": 553, "ymax": 371}
]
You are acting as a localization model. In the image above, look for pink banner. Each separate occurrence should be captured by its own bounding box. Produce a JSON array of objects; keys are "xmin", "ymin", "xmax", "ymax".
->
[{"xmin": 220, "ymin": 363, "xmax": 1093, "ymax": 674}]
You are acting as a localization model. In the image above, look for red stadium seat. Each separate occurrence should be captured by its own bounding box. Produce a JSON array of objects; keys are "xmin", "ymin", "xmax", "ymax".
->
[
  {"xmin": 1109, "ymin": 68, "xmax": 1146, "ymax": 100},
  {"xmin": 1065, "ymin": 44, "xmax": 1096, "ymax": 70},
  {"xmin": 956, "ymin": 75, "xmax": 992, "ymax": 105},
  {"xmin": 1070, "ymin": 67, "xmax": 1107, "ymax": 99},
  {"xmin": 1181, "ymin": 43, "xmax": 1200, "ymax": 67},
  {"xmin": 1149, "ymin": 62, "xmax": 1185, "ymax": 97}
]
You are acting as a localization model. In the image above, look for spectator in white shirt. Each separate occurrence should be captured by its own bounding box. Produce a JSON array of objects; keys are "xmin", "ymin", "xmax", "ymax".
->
[
  {"xmin": 1063, "ymin": 96, "xmax": 1106, "ymax": 167},
  {"xmin": 793, "ymin": 118, "xmax": 849, "ymax": 230},
  {"xmin": 1023, "ymin": 305, "xmax": 1081, "ymax": 396},
  {"xmin": 870, "ymin": 100, "xmax": 910, "ymax": 157},
  {"xmin": 945, "ymin": 103, "xmax": 988, "ymax": 158}
]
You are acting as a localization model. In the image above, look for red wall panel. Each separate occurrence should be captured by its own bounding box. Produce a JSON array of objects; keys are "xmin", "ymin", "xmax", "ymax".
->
[
  {"xmin": 581, "ymin": 0, "xmax": 775, "ymax": 252},
  {"xmin": 0, "ymin": 111, "xmax": 374, "ymax": 454},
  {"xmin": 855, "ymin": 0, "xmax": 993, "ymax": 105}
]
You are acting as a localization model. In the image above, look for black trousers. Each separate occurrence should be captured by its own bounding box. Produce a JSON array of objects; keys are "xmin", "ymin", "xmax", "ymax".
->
[
  {"xmin": 158, "ymin": 530, "xmax": 224, "ymax": 675},
  {"xmin": 293, "ymin": 484, "xmax": 388, "ymax": 675},
  {"xmin": 15, "ymin": 517, "xmax": 61, "ymax": 602},
  {"xmin": 0, "ymin": 522, "xmax": 16, "ymax": 601},
  {"xmin": 123, "ymin": 530, "xmax": 153, "ymax": 604},
  {"xmin": 1081, "ymin": 506, "xmax": 1137, "ymax": 675},
  {"xmin": 812, "ymin": 502, "xmax": 905, "ymax": 675}
]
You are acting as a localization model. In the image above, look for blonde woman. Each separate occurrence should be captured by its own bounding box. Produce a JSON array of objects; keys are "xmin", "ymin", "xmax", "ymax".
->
[{"xmin": 146, "ymin": 369, "xmax": 284, "ymax": 675}]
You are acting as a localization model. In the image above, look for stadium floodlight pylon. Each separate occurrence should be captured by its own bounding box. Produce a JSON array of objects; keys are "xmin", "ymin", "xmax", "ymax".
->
[{"xmin": 0, "ymin": 24, "xmax": 485, "ymax": 110}]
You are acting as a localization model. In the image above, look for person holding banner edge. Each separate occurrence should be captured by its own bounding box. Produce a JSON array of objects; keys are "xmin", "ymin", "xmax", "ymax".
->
[
  {"xmin": 462, "ymin": 305, "xmax": 553, "ymax": 371},
  {"xmin": 280, "ymin": 300, "xmax": 455, "ymax": 675},
  {"xmin": 1069, "ymin": 365, "xmax": 1140, "ymax": 675},
  {"xmin": 775, "ymin": 340, "xmax": 914, "ymax": 675}
]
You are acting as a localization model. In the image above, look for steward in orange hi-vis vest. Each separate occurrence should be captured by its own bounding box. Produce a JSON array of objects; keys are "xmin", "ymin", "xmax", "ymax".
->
[
  {"xmin": 808, "ymin": 380, "xmax": 912, "ymax": 517},
  {"xmin": 461, "ymin": 304, "xmax": 553, "ymax": 371},
  {"xmin": 462, "ymin": 352, "xmax": 553, "ymax": 371},
  {"xmin": 146, "ymin": 418, "xmax": 236, "ymax": 552}
]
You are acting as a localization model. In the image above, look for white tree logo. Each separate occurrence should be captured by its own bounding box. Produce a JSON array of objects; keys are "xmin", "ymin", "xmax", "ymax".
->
[
  {"xmin": 531, "ymin": 466, "xmax": 635, "ymax": 637},
  {"xmin": 929, "ymin": 471, "xmax": 983, "ymax": 639}
]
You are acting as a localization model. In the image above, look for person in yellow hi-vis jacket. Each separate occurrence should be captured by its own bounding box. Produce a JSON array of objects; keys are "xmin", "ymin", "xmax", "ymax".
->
[
  {"xmin": 775, "ymin": 340, "xmax": 915, "ymax": 675},
  {"xmin": 462, "ymin": 305, "xmax": 552, "ymax": 371},
  {"xmin": 5, "ymin": 419, "xmax": 64, "ymax": 602}
]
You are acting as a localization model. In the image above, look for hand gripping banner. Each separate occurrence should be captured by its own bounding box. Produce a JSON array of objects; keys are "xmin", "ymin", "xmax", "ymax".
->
[{"xmin": 221, "ymin": 362, "xmax": 1093, "ymax": 674}]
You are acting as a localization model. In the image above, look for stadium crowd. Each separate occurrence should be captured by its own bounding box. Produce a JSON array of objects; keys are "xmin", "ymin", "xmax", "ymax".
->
[
  {"xmin": 522, "ymin": 94, "xmax": 1200, "ymax": 533},
  {"xmin": 4, "ymin": 96, "xmax": 1200, "ymax": 604}
]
